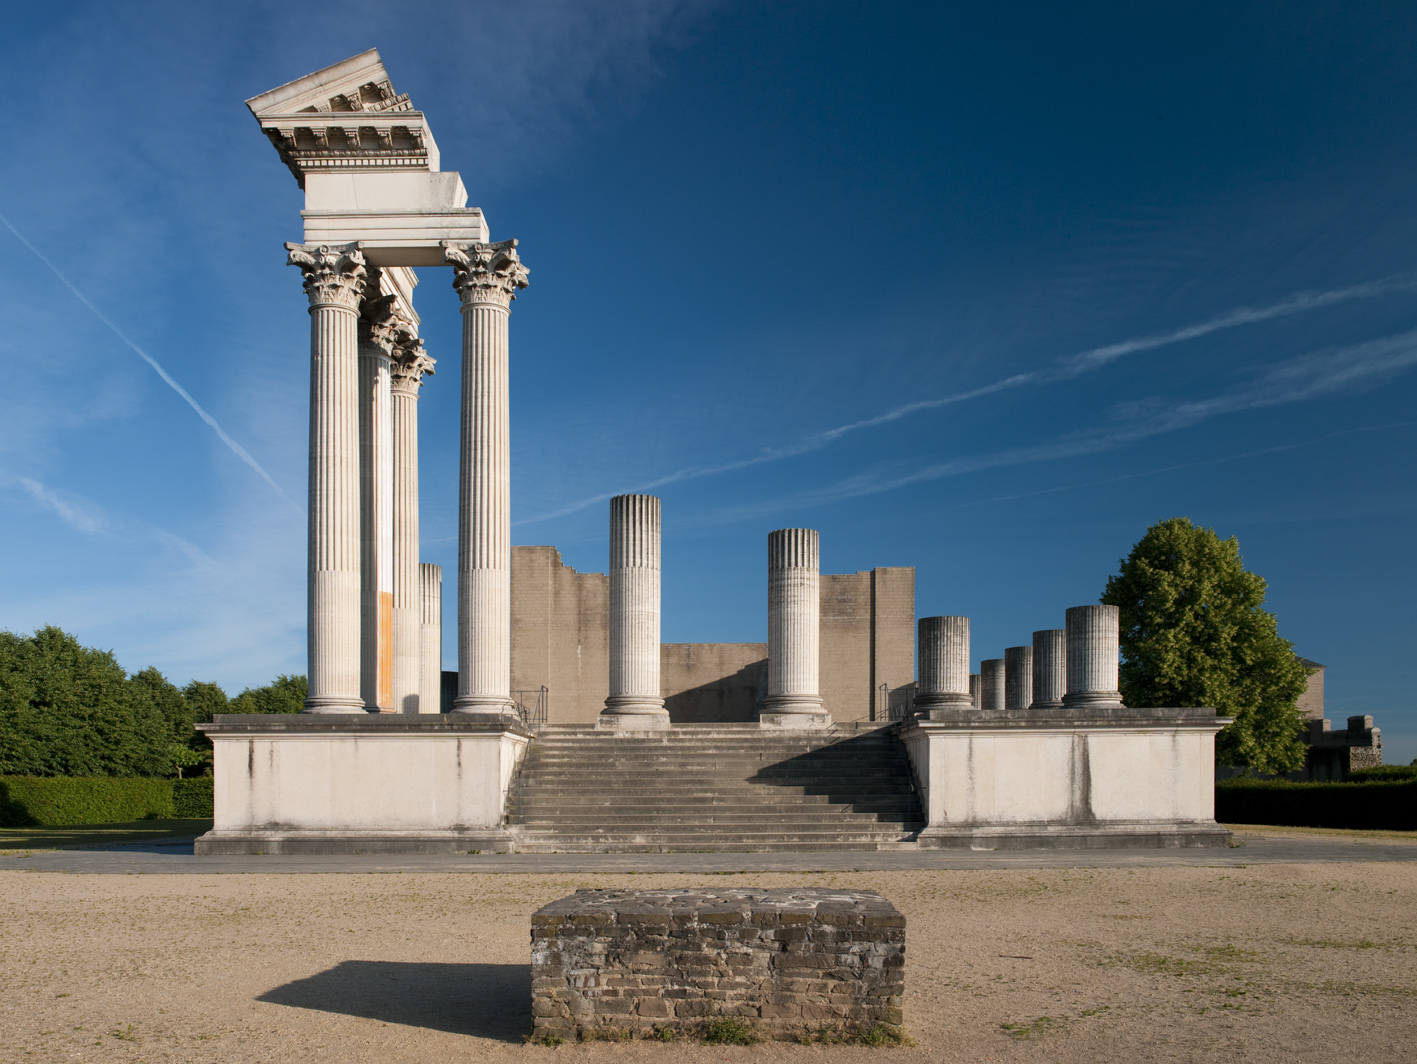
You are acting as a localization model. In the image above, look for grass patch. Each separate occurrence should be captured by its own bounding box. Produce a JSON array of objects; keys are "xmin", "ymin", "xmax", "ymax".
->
[
  {"xmin": 1000, "ymin": 1015, "xmax": 1070, "ymax": 1041},
  {"xmin": 0, "ymin": 819, "xmax": 212, "ymax": 854},
  {"xmin": 797, "ymin": 1023, "xmax": 910, "ymax": 1046},
  {"xmin": 1224, "ymin": 823, "xmax": 1417, "ymax": 842},
  {"xmin": 700, "ymin": 1015, "xmax": 758, "ymax": 1045}
]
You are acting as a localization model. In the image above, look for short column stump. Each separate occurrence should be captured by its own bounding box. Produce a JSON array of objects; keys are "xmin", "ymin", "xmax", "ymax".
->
[{"xmin": 530, "ymin": 887, "xmax": 905, "ymax": 1042}]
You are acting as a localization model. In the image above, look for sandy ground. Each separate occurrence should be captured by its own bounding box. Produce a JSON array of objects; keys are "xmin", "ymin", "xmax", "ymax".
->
[{"xmin": 1, "ymin": 864, "xmax": 1413, "ymax": 1063}]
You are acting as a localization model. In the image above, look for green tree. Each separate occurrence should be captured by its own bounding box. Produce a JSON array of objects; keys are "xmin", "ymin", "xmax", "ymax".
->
[
  {"xmin": 0, "ymin": 627, "xmax": 170, "ymax": 777},
  {"xmin": 1101, "ymin": 518, "xmax": 1310, "ymax": 774},
  {"xmin": 229, "ymin": 674, "xmax": 307, "ymax": 715}
]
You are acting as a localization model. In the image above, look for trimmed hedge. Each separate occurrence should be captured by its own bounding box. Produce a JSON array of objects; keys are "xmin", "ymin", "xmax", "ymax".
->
[
  {"xmin": 1216, "ymin": 778, "xmax": 1417, "ymax": 831},
  {"xmin": 0, "ymin": 775, "xmax": 212, "ymax": 826},
  {"xmin": 1349, "ymin": 764, "xmax": 1417, "ymax": 783},
  {"xmin": 172, "ymin": 776, "xmax": 214, "ymax": 818}
]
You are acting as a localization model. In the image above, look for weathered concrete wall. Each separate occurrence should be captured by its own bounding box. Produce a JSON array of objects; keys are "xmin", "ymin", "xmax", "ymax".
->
[
  {"xmin": 661, "ymin": 643, "xmax": 765, "ymax": 723},
  {"xmin": 510, "ymin": 546, "xmax": 608, "ymax": 723},
  {"xmin": 821, "ymin": 567, "xmax": 915, "ymax": 721},
  {"xmin": 1296, "ymin": 663, "xmax": 1326, "ymax": 721},
  {"xmin": 530, "ymin": 887, "xmax": 905, "ymax": 1042},
  {"xmin": 195, "ymin": 715, "xmax": 530, "ymax": 853},
  {"xmin": 899, "ymin": 712, "xmax": 1230, "ymax": 847},
  {"xmin": 511, "ymin": 547, "xmax": 914, "ymax": 725}
]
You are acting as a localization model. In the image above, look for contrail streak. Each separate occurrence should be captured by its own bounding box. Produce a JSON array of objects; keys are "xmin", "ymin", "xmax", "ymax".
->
[
  {"xmin": 0, "ymin": 211, "xmax": 298, "ymax": 509},
  {"xmin": 516, "ymin": 271, "xmax": 1417, "ymax": 525}
]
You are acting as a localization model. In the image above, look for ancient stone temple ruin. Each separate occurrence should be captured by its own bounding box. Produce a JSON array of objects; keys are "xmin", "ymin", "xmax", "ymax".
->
[{"xmin": 195, "ymin": 50, "xmax": 1231, "ymax": 855}]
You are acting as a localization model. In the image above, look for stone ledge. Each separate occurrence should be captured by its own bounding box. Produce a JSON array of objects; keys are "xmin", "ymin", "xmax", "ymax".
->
[
  {"xmin": 199, "ymin": 713, "xmax": 530, "ymax": 736},
  {"xmin": 193, "ymin": 830, "xmax": 512, "ymax": 855},
  {"xmin": 914, "ymin": 823, "xmax": 1232, "ymax": 850}
]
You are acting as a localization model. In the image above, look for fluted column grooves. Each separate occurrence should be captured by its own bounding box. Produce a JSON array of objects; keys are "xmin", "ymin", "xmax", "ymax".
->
[
  {"xmin": 288, "ymin": 242, "xmax": 366, "ymax": 714},
  {"xmin": 979, "ymin": 658, "xmax": 1005, "ymax": 713},
  {"xmin": 1004, "ymin": 645, "xmax": 1033, "ymax": 712},
  {"xmin": 916, "ymin": 616, "xmax": 971, "ymax": 707},
  {"xmin": 418, "ymin": 563, "xmax": 442, "ymax": 714},
  {"xmin": 391, "ymin": 352, "xmax": 429, "ymax": 714},
  {"xmin": 604, "ymin": 495, "xmax": 666, "ymax": 718},
  {"xmin": 1063, "ymin": 605, "xmax": 1125, "ymax": 709},
  {"xmin": 359, "ymin": 338, "xmax": 394, "ymax": 711},
  {"xmin": 969, "ymin": 674, "xmax": 981, "ymax": 710},
  {"xmin": 1030, "ymin": 629, "xmax": 1066, "ymax": 709},
  {"xmin": 444, "ymin": 239, "xmax": 527, "ymax": 715},
  {"xmin": 764, "ymin": 528, "xmax": 823, "ymax": 715}
]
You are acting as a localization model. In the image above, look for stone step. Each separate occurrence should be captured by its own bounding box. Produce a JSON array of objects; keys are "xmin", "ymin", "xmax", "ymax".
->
[
  {"xmin": 505, "ymin": 834, "xmax": 923, "ymax": 853},
  {"xmin": 515, "ymin": 776, "xmax": 912, "ymax": 793},
  {"xmin": 524, "ymin": 753, "xmax": 906, "ymax": 770},
  {"xmin": 510, "ymin": 821, "xmax": 918, "ymax": 838},
  {"xmin": 509, "ymin": 797, "xmax": 915, "ymax": 813}
]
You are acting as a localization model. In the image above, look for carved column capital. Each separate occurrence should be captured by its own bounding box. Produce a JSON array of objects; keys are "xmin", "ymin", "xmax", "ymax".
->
[
  {"xmin": 359, "ymin": 291, "xmax": 414, "ymax": 358},
  {"xmin": 391, "ymin": 339, "xmax": 436, "ymax": 396},
  {"xmin": 442, "ymin": 238, "xmax": 529, "ymax": 310},
  {"xmin": 286, "ymin": 241, "xmax": 367, "ymax": 310}
]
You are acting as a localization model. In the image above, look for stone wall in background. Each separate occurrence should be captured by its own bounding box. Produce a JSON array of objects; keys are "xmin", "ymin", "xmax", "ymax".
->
[{"xmin": 510, "ymin": 546, "xmax": 915, "ymax": 724}]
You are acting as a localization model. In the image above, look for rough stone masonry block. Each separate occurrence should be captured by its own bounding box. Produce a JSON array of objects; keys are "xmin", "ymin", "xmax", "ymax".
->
[{"xmin": 530, "ymin": 887, "xmax": 905, "ymax": 1042}]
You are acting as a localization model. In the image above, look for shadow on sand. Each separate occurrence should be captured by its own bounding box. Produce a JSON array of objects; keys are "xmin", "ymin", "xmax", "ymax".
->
[{"xmin": 258, "ymin": 960, "xmax": 531, "ymax": 1042}]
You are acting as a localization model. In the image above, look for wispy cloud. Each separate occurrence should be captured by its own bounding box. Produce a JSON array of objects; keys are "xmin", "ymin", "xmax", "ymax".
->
[
  {"xmin": 712, "ymin": 327, "xmax": 1417, "ymax": 519},
  {"xmin": 516, "ymin": 272, "xmax": 1417, "ymax": 524},
  {"xmin": 949, "ymin": 420, "xmax": 1417, "ymax": 514},
  {"xmin": 0, "ymin": 211, "xmax": 298, "ymax": 510},
  {"xmin": 18, "ymin": 477, "xmax": 107, "ymax": 534}
]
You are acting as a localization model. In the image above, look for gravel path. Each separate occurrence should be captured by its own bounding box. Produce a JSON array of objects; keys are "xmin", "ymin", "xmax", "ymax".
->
[{"xmin": 1, "ymin": 861, "xmax": 1413, "ymax": 1062}]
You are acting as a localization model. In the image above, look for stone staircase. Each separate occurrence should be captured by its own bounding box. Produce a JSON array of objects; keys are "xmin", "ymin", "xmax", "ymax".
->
[{"xmin": 504, "ymin": 722, "xmax": 924, "ymax": 852}]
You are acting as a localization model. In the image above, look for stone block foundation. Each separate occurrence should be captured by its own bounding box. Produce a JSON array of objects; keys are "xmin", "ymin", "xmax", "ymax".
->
[{"xmin": 530, "ymin": 887, "xmax": 905, "ymax": 1042}]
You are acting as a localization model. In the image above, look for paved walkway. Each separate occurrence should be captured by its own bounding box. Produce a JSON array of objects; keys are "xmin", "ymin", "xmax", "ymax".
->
[{"xmin": 1, "ymin": 830, "xmax": 1413, "ymax": 874}]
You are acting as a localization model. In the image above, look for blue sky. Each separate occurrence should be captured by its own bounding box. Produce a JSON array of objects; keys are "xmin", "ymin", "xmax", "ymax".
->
[{"xmin": 1, "ymin": 1, "xmax": 1413, "ymax": 762}]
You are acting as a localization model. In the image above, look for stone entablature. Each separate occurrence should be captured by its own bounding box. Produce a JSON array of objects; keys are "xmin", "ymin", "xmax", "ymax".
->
[{"xmin": 530, "ymin": 888, "xmax": 905, "ymax": 1042}]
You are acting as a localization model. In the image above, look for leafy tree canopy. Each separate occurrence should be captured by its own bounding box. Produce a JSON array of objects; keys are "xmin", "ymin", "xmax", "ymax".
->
[
  {"xmin": 0, "ymin": 626, "xmax": 308, "ymax": 777},
  {"xmin": 1101, "ymin": 518, "xmax": 1310, "ymax": 774},
  {"xmin": 229, "ymin": 674, "xmax": 307, "ymax": 715}
]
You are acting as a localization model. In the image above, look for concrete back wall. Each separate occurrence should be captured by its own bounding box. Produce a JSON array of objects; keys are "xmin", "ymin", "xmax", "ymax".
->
[
  {"xmin": 510, "ymin": 547, "xmax": 608, "ymax": 723},
  {"xmin": 510, "ymin": 546, "xmax": 915, "ymax": 725},
  {"xmin": 821, "ymin": 567, "xmax": 916, "ymax": 722}
]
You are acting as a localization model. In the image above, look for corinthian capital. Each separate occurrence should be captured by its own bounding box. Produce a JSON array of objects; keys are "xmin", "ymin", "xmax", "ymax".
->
[
  {"xmin": 286, "ymin": 241, "xmax": 367, "ymax": 310},
  {"xmin": 442, "ymin": 238, "xmax": 529, "ymax": 310},
  {"xmin": 391, "ymin": 339, "xmax": 436, "ymax": 396},
  {"xmin": 359, "ymin": 290, "xmax": 414, "ymax": 357}
]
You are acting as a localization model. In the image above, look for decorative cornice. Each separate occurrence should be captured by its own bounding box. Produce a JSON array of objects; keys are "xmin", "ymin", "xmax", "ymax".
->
[
  {"xmin": 443, "ymin": 239, "xmax": 529, "ymax": 310},
  {"xmin": 391, "ymin": 340, "xmax": 436, "ymax": 396},
  {"xmin": 260, "ymin": 113, "xmax": 432, "ymax": 188},
  {"xmin": 285, "ymin": 242, "xmax": 367, "ymax": 310}
]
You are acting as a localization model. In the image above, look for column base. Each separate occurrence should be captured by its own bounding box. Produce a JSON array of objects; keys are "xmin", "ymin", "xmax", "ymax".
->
[
  {"xmin": 758, "ymin": 711, "xmax": 832, "ymax": 729},
  {"xmin": 1061, "ymin": 693, "xmax": 1127, "ymax": 711},
  {"xmin": 452, "ymin": 695, "xmax": 520, "ymax": 722},
  {"xmin": 597, "ymin": 708, "xmax": 671, "ymax": 732},
  {"xmin": 302, "ymin": 699, "xmax": 371, "ymax": 715}
]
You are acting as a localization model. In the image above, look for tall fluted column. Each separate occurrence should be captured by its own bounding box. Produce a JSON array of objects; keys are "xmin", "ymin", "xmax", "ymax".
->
[
  {"xmin": 443, "ymin": 239, "xmax": 529, "ymax": 715},
  {"xmin": 392, "ymin": 341, "xmax": 435, "ymax": 713},
  {"xmin": 1063, "ymin": 605, "xmax": 1125, "ymax": 709},
  {"xmin": 1030, "ymin": 629, "xmax": 1066, "ymax": 709},
  {"xmin": 916, "ymin": 616, "xmax": 972, "ymax": 712},
  {"xmin": 419, "ymin": 563, "xmax": 443, "ymax": 714},
  {"xmin": 287, "ymin": 241, "xmax": 367, "ymax": 714},
  {"xmin": 762, "ymin": 528, "xmax": 827, "ymax": 726},
  {"xmin": 979, "ymin": 658, "xmax": 1006, "ymax": 713},
  {"xmin": 969, "ymin": 673, "xmax": 981, "ymax": 710},
  {"xmin": 358, "ymin": 289, "xmax": 400, "ymax": 712},
  {"xmin": 601, "ymin": 495, "xmax": 668, "ymax": 729},
  {"xmin": 1004, "ymin": 645, "xmax": 1033, "ymax": 712}
]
